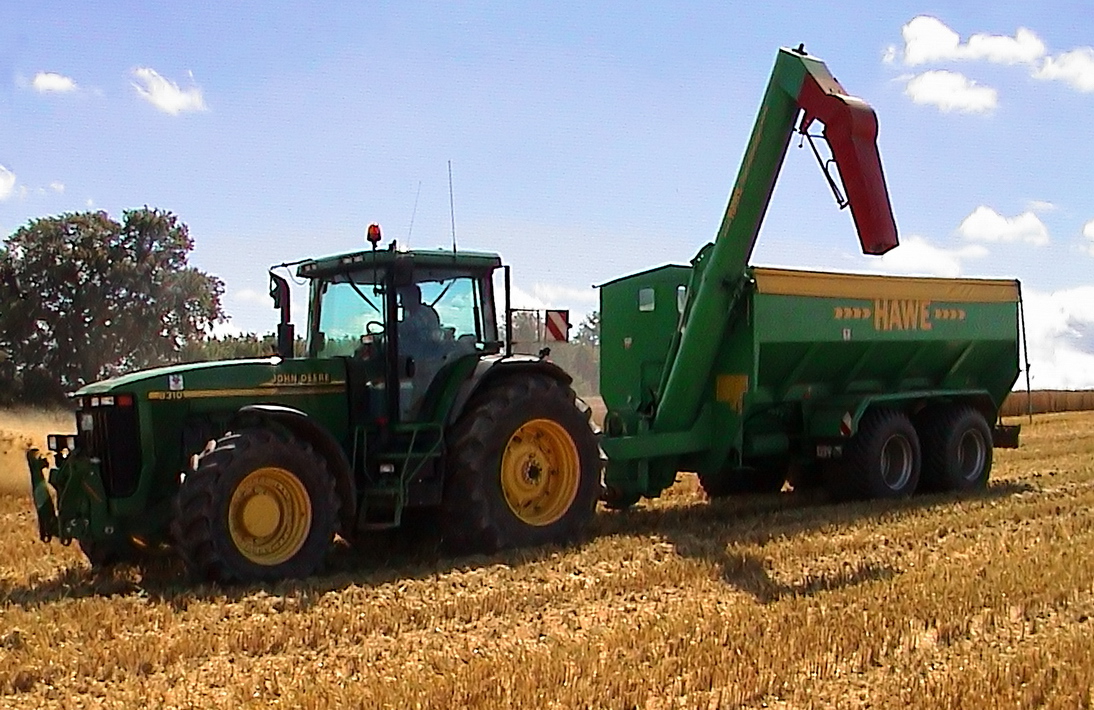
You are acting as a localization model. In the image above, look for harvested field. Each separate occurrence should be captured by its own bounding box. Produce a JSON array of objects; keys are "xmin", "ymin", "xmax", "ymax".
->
[
  {"xmin": 0, "ymin": 410, "xmax": 1092, "ymax": 708},
  {"xmin": 0, "ymin": 409, "xmax": 73, "ymax": 496}
]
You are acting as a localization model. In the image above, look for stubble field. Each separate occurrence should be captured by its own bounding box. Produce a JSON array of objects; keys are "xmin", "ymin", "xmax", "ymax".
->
[{"xmin": 0, "ymin": 409, "xmax": 1091, "ymax": 708}]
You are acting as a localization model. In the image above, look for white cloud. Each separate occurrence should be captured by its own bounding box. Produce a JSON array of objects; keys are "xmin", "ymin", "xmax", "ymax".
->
[
  {"xmin": 958, "ymin": 206, "xmax": 1049, "ymax": 246},
  {"xmin": 217, "ymin": 278, "xmax": 303, "ymax": 336},
  {"xmin": 49, "ymin": 182, "xmax": 65, "ymax": 194},
  {"xmin": 882, "ymin": 45, "xmax": 898, "ymax": 64},
  {"xmin": 0, "ymin": 165, "xmax": 14, "ymax": 201},
  {"xmin": 85, "ymin": 198, "xmax": 94, "ymax": 208},
  {"xmin": 1081, "ymin": 219, "xmax": 1094, "ymax": 256},
  {"xmin": 209, "ymin": 320, "xmax": 249, "ymax": 338},
  {"xmin": 1027, "ymin": 200, "xmax": 1055, "ymax": 213},
  {"xmin": 131, "ymin": 67, "xmax": 207, "ymax": 115},
  {"xmin": 874, "ymin": 235, "xmax": 988, "ymax": 278},
  {"xmin": 904, "ymin": 70, "xmax": 998, "ymax": 113},
  {"xmin": 32, "ymin": 71, "xmax": 77, "ymax": 93},
  {"xmin": 511, "ymin": 283, "xmax": 596, "ymax": 311},
  {"xmin": 901, "ymin": 16, "xmax": 1046, "ymax": 66},
  {"xmin": 966, "ymin": 27, "xmax": 1046, "ymax": 65},
  {"xmin": 1021, "ymin": 287, "xmax": 1094, "ymax": 389},
  {"xmin": 1034, "ymin": 47, "xmax": 1094, "ymax": 92}
]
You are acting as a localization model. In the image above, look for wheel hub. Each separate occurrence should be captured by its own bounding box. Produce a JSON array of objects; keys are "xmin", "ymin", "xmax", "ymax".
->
[
  {"xmin": 880, "ymin": 434, "xmax": 913, "ymax": 491},
  {"xmin": 958, "ymin": 429, "xmax": 986, "ymax": 481},
  {"xmin": 228, "ymin": 466, "xmax": 312, "ymax": 566},
  {"xmin": 500, "ymin": 419, "xmax": 581, "ymax": 527}
]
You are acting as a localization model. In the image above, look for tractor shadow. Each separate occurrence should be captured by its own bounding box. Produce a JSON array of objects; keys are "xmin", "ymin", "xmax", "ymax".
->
[{"xmin": 3, "ymin": 479, "xmax": 1035, "ymax": 609}]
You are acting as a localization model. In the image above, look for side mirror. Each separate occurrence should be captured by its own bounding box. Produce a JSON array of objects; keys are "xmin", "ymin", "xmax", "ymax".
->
[
  {"xmin": 269, "ymin": 273, "xmax": 289, "ymax": 314},
  {"xmin": 269, "ymin": 273, "xmax": 294, "ymax": 359}
]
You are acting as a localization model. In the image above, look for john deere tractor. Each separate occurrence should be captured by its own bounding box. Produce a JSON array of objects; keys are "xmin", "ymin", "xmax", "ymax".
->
[{"xmin": 28, "ymin": 228, "xmax": 601, "ymax": 582}]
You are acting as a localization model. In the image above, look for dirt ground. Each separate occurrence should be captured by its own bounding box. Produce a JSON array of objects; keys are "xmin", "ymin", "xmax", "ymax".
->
[{"xmin": 0, "ymin": 410, "xmax": 1091, "ymax": 708}]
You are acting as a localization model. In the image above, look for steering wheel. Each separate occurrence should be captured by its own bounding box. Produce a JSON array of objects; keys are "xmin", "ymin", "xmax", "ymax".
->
[{"xmin": 365, "ymin": 320, "xmax": 385, "ymax": 335}]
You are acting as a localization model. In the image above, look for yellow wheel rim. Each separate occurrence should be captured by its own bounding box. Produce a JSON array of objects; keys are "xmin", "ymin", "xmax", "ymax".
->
[
  {"xmin": 228, "ymin": 466, "xmax": 312, "ymax": 566},
  {"xmin": 500, "ymin": 418, "xmax": 581, "ymax": 526}
]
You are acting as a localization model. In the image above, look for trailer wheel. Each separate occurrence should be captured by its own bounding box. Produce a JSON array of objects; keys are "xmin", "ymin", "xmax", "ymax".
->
[
  {"xmin": 172, "ymin": 428, "xmax": 339, "ymax": 583},
  {"xmin": 918, "ymin": 406, "xmax": 992, "ymax": 492},
  {"xmin": 441, "ymin": 374, "xmax": 600, "ymax": 553},
  {"xmin": 825, "ymin": 408, "xmax": 921, "ymax": 500}
]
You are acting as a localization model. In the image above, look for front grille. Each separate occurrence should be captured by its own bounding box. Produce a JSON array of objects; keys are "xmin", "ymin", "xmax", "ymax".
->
[{"xmin": 78, "ymin": 405, "xmax": 142, "ymax": 498}]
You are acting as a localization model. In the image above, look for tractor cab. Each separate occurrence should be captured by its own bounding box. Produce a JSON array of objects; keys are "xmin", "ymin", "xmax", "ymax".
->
[{"xmin": 287, "ymin": 239, "xmax": 504, "ymax": 423}]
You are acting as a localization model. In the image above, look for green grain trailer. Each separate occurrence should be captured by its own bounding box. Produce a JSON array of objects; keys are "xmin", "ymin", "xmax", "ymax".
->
[
  {"xmin": 599, "ymin": 266, "xmax": 1021, "ymax": 505},
  {"xmin": 597, "ymin": 45, "xmax": 1021, "ymax": 506}
]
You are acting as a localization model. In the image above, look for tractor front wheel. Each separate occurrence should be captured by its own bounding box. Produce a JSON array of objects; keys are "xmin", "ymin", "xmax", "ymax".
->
[
  {"xmin": 441, "ymin": 375, "xmax": 601, "ymax": 553},
  {"xmin": 172, "ymin": 428, "xmax": 339, "ymax": 583}
]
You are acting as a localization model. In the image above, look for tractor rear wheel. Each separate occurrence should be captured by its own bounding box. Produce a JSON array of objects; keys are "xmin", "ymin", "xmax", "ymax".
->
[
  {"xmin": 172, "ymin": 428, "xmax": 339, "ymax": 583},
  {"xmin": 441, "ymin": 374, "xmax": 601, "ymax": 553},
  {"xmin": 824, "ymin": 408, "xmax": 921, "ymax": 501},
  {"xmin": 917, "ymin": 405, "xmax": 992, "ymax": 492}
]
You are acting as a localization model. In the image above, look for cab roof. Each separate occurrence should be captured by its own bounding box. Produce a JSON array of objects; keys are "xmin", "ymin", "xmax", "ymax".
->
[{"xmin": 296, "ymin": 245, "xmax": 502, "ymax": 278}]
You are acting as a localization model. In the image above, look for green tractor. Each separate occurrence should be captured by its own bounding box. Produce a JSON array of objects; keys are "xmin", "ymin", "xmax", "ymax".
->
[{"xmin": 28, "ymin": 229, "xmax": 601, "ymax": 582}]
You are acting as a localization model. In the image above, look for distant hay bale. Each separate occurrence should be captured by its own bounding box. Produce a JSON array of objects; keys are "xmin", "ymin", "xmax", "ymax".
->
[{"xmin": 1000, "ymin": 390, "xmax": 1094, "ymax": 417}]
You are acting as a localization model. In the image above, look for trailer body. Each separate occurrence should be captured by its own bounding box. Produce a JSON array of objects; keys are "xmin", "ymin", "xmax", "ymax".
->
[{"xmin": 599, "ymin": 265, "xmax": 1021, "ymax": 503}]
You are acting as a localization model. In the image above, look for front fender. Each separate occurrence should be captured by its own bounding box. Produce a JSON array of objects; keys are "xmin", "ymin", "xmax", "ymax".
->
[{"xmin": 230, "ymin": 404, "xmax": 357, "ymax": 533}]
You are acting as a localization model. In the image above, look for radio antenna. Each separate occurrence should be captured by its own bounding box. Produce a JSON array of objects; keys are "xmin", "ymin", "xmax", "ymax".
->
[
  {"xmin": 406, "ymin": 179, "xmax": 422, "ymax": 247},
  {"xmin": 448, "ymin": 160, "xmax": 458, "ymax": 254}
]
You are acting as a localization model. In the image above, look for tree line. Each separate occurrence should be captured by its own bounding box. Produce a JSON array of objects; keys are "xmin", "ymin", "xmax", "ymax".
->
[{"xmin": 0, "ymin": 209, "xmax": 601, "ymax": 406}]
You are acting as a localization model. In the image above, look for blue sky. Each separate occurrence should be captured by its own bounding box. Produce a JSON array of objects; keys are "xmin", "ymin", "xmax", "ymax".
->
[{"xmin": 2, "ymin": 2, "xmax": 1094, "ymax": 386}]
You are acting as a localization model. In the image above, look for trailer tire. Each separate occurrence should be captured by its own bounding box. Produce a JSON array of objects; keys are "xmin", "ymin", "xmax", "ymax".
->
[
  {"xmin": 441, "ymin": 374, "xmax": 600, "ymax": 553},
  {"xmin": 825, "ymin": 408, "xmax": 921, "ymax": 501},
  {"xmin": 172, "ymin": 428, "xmax": 339, "ymax": 583},
  {"xmin": 917, "ymin": 406, "xmax": 992, "ymax": 492}
]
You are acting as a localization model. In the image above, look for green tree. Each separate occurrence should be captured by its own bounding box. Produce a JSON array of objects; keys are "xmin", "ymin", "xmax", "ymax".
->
[
  {"xmin": 175, "ymin": 333, "xmax": 306, "ymax": 362},
  {"xmin": 0, "ymin": 209, "xmax": 224, "ymax": 404},
  {"xmin": 574, "ymin": 311, "xmax": 599, "ymax": 347}
]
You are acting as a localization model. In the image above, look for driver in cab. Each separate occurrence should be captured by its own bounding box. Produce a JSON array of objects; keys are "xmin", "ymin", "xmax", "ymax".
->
[{"xmin": 397, "ymin": 283, "xmax": 443, "ymax": 359}]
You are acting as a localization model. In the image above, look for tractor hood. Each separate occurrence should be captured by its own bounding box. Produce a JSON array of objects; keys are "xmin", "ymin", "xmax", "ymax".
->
[{"xmin": 74, "ymin": 357, "xmax": 347, "ymax": 403}]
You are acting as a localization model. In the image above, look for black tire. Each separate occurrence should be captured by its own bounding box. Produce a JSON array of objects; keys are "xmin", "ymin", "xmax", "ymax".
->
[
  {"xmin": 699, "ymin": 462, "xmax": 785, "ymax": 498},
  {"xmin": 917, "ymin": 405, "xmax": 992, "ymax": 492},
  {"xmin": 441, "ymin": 374, "xmax": 601, "ymax": 553},
  {"xmin": 172, "ymin": 428, "xmax": 339, "ymax": 583},
  {"xmin": 824, "ymin": 408, "xmax": 921, "ymax": 501}
]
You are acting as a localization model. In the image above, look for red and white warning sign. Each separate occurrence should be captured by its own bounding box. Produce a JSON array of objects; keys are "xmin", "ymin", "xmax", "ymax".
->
[{"xmin": 545, "ymin": 309, "xmax": 570, "ymax": 342}]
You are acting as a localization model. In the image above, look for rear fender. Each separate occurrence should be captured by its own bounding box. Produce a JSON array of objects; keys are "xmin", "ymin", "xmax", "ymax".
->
[
  {"xmin": 444, "ymin": 355, "xmax": 577, "ymax": 427},
  {"xmin": 230, "ymin": 404, "xmax": 356, "ymax": 533}
]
